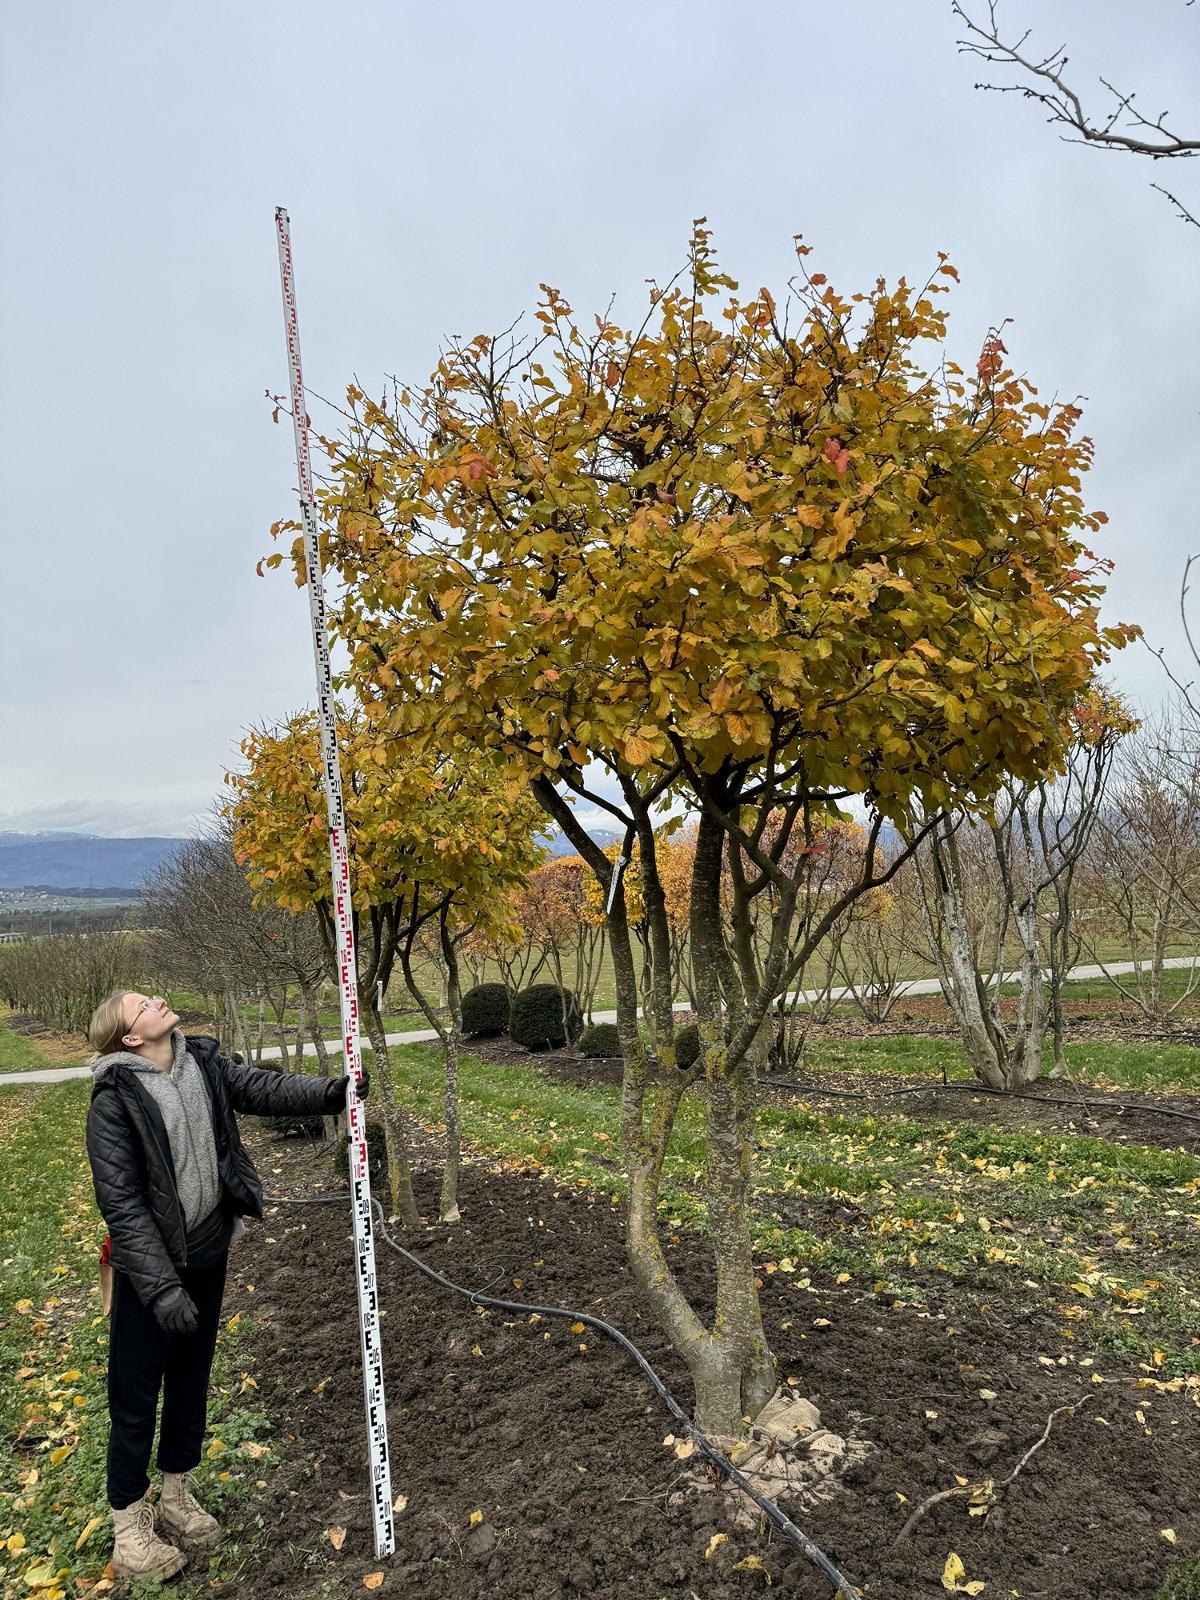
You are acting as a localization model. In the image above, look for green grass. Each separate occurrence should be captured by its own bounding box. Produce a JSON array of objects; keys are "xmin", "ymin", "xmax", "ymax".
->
[
  {"xmin": 800, "ymin": 1032, "xmax": 1200, "ymax": 1094},
  {"xmin": 0, "ymin": 1028, "xmax": 62, "ymax": 1073},
  {"xmin": 0, "ymin": 1079, "xmax": 271, "ymax": 1596},
  {"xmin": 1158, "ymin": 1556, "xmax": 1200, "ymax": 1600},
  {"xmin": 384, "ymin": 1039, "xmax": 1200, "ymax": 1373}
]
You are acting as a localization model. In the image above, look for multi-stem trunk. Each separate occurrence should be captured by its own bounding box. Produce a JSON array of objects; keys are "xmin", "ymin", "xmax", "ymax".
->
[
  {"xmin": 924, "ymin": 821, "xmax": 1043, "ymax": 1091},
  {"xmin": 537, "ymin": 778, "xmax": 779, "ymax": 1444}
]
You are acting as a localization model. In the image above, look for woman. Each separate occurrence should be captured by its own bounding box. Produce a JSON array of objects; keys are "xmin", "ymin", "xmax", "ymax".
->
[{"xmin": 85, "ymin": 989, "xmax": 367, "ymax": 1580}]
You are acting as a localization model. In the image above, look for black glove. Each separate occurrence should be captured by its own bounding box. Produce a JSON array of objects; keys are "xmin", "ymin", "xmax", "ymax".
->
[
  {"xmin": 326, "ymin": 1069, "xmax": 370, "ymax": 1111},
  {"xmin": 153, "ymin": 1285, "xmax": 199, "ymax": 1335}
]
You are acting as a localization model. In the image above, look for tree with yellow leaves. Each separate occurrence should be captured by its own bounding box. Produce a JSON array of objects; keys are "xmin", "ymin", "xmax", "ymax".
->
[
  {"xmin": 227, "ymin": 708, "xmax": 543, "ymax": 1222},
  {"xmin": 265, "ymin": 224, "xmax": 1130, "ymax": 1439}
]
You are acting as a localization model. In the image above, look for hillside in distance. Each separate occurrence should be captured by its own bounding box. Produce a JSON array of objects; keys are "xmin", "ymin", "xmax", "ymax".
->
[{"xmin": 0, "ymin": 833, "xmax": 184, "ymax": 893}]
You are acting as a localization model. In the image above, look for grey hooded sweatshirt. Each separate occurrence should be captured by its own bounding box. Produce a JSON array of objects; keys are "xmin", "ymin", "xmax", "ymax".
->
[{"xmin": 91, "ymin": 1028, "xmax": 244, "ymax": 1251}]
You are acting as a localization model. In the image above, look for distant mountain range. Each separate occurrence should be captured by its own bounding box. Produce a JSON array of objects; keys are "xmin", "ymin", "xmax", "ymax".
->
[
  {"xmin": 0, "ymin": 833, "xmax": 185, "ymax": 894},
  {"xmin": 0, "ymin": 828, "xmax": 619, "ymax": 893},
  {"xmin": 541, "ymin": 828, "xmax": 621, "ymax": 858}
]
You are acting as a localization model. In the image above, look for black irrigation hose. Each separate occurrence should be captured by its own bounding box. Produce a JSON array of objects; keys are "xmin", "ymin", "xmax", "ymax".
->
[
  {"xmin": 768, "ymin": 1076, "xmax": 1200, "ymax": 1127},
  {"xmin": 266, "ymin": 1189, "xmax": 859, "ymax": 1599}
]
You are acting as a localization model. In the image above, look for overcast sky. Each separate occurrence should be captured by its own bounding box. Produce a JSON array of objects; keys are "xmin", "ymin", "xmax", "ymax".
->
[{"xmin": 1, "ymin": 1, "xmax": 1197, "ymax": 838}]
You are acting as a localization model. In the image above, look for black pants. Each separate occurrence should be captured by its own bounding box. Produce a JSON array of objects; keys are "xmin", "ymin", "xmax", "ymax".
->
[{"xmin": 106, "ymin": 1257, "xmax": 228, "ymax": 1509}]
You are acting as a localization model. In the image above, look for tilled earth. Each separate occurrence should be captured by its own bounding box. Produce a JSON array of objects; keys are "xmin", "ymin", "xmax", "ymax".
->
[{"xmin": 208, "ymin": 1126, "xmax": 1200, "ymax": 1600}]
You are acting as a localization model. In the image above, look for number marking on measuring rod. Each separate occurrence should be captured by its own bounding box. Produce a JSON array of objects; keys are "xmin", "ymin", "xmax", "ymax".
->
[{"xmin": 274, "ymin": 207, "xmax": 394, "ymax": 1559}]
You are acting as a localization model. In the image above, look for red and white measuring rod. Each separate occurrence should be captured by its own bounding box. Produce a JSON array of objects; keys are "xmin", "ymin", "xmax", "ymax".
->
[{"xmin": 274, "ymin": 207, "xmax": 394, "ymax": 1559}]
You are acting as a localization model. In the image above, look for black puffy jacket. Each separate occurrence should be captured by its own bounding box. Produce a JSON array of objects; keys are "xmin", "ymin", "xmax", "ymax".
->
[{"xmin": 86, "ymin": 1035, "xmax": 336, "ymax": 1308}]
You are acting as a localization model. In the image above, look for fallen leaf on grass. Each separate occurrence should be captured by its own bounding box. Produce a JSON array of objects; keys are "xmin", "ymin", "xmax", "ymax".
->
[
  {"xmin": 74, "ymin": 1517, "xmax": 103, "ymax": 1551},
  {"xmin": 329, "ymin": 1527, "xmax": 347, "ymax": 1550},
  {"xmin": 6, "ymin": 1533, "xmax": 25, "ymax": 1556},
  {"xmin": 239, "ymin": 1441, "xmax": 267, "ymax": 1459},
  {"xmin": 48, "ymin": 1445, "xmax": 72, "ymax": 1466}
]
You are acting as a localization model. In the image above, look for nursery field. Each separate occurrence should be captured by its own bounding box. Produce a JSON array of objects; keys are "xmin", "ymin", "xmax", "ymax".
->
[{"xmin": 1, "ymin": 1016, "xmax": 1199, "ymax": 1600}]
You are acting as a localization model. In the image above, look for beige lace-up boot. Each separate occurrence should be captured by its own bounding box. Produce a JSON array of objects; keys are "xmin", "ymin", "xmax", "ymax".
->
[
  {"xmin": 111, "ymin": 1493, "xmax": 189, "ymax": 1579},
  {"xmin": 158, "ymin": 1470, "xmax": 220, "ymax": 1544}
]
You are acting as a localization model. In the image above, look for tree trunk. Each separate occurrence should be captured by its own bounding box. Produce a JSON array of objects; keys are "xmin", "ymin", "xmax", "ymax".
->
[
  {"xmin": 923, "ymin": 822, "xmax": 1044, "ymax": 1092},
  {"xmin": 299, "ymin": 977, "xmax": 338, "ymax": 1142},
  {"xmin": 686, "ymin": 812, "xmax": 777, "ymax": 1440},
  {"xmin": 437, "ymin": 923, "xmax": 465, "ymax": 1223},
  {"xmin": 361, "ymin": 998, "xmax": 419, "ymax": 1225}
]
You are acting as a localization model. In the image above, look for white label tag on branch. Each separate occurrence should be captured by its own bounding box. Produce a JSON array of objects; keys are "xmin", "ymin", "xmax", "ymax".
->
[{"xmin": 605, "ymin": 854, "xmax": 629, "ymax": 915}]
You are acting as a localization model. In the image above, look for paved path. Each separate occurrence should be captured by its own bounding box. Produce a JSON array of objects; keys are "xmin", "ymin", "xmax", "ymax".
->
[{"xmin": 2, "ymin": 956, "xmax": 1196, "ymax": 1087}]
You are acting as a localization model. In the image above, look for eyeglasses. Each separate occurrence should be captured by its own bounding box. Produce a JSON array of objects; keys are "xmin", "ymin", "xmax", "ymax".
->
[{"xmin": 124, "ymin": 996, "xmax": 160, "ymax": 1035}]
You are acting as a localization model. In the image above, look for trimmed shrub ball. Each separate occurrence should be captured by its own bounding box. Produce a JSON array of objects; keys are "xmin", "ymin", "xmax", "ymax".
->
[
  {"xmin": 674, "ymin": 1022, "xmax": 702, "ymax": 1069},
  {"xmin": 579, "ymin": 1021, "xmax": 621, "ymax": 1058},
  {"xmin": 462, "ymin": 982, "xmax": 510, "ymax": 1038},
  {"xmin": 510, "ymin": 984, "xmax": 583, "ymax": 1050}
]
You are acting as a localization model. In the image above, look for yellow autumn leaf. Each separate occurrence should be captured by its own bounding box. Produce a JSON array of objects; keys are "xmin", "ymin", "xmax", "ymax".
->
[
  {"xmin": 942, "ymin": 1549, "xmax": 986, "ymax": 1594},
  {"xmin": 329, "ymin": 1526, "xmax": 347, "ymax": 1550},
  {"xmin": 705, "ymin": 1533, "xmax": 728, "ymax": 1560},
  {"xmin": 733, "ymin": 1554, "xmax": 771, "ymax": 1581},
  {"xmin": 74, "ymin": 1517, "xmax": 103, "ymax": 1551},
  {"xmin": 48, "ymin": 1445, "xmax": 72, "ymax": 1467},
  {"xmin": 942, "ymin": 1552, "xmax": 967, "ymax": 1591},
  {"xmin": 570, "ymin": 1322, "xmax": 585, "ymax": 1335},
  {"xmin": 6, "ymin": 1532, "xmax": 25, "ymax": 1555},
  {"xmin": 363, "ymin": 1573, "xmax": 384, "ymax": 1590},
  {"xmin": 469, "ymin": 1510, "xmax": 483, "ymax": 1527}
]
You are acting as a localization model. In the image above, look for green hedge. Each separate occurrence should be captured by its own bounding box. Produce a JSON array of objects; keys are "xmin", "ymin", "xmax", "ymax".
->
[
  {"xmin": 510, "ymin": 985, "xmax": 583, "ymax": 1050},
  {"xmin": 462, "ymin": 982, "xmax": 510, "ymax": 1038}
]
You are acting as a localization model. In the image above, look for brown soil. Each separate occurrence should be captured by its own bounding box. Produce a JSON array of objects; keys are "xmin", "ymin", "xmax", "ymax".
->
[{"xmin": 212, "ymin": 1126, "xmax": 1200, "ymax": 1600}]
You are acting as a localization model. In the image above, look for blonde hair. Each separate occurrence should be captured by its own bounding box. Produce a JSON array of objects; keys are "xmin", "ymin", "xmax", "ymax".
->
[{"xmin": 88, "ymin": 990, "xmax": 134, "ymax": 1057}]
